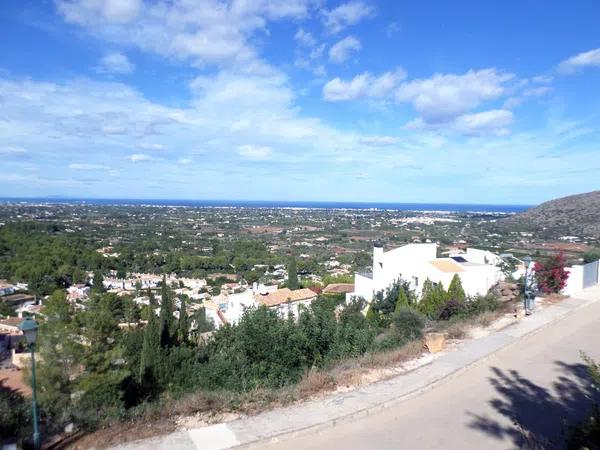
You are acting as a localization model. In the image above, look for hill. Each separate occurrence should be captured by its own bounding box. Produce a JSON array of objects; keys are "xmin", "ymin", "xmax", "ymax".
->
[{"xmin": 505, "ymin": 190, "xmax": 600, "ymax": 239}]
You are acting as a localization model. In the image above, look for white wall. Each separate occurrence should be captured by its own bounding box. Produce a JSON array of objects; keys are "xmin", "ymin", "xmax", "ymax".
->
[
  {"xmin": 563, "ymin": 265, "xmax": 584, "ymax": 296},
  {"xmin": 458, "ymin": 265, "xmax": 500, "ymax": 297},
  {"xmin": 465, "ymin": 248, "xmax": 501, "ymax": 266},
  {"xmin": 376, "ymin": 243, "xmax": 437, "ymax": 294},
  {"xmin": 353, "ymin": 273, "xmax": 374, "ymax": 301}
]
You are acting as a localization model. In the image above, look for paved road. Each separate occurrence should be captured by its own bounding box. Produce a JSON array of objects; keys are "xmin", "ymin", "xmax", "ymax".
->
[{"xmin": 260, "ymin": 299, "xmax": 600, "ymax": 450}]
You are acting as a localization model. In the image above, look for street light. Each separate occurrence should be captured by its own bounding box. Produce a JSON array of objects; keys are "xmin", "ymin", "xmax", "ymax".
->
[
  {"xmin": 19, "ymin": 318, "xmax": 40, "ymax": 450},
  {"xmin": 522, "ymin": 256, "xmax": 533, "ymax": 315}
]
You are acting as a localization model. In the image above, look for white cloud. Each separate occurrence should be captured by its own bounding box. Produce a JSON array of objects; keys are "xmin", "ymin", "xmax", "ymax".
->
[
  {"xmin": 69, "ymin": 163, "xmax": 110, "ymax": 170},
  {"xmin": 532, "ymin": 75, "xmax": 553, "ymax": 84},
  {"xmin": 396, "ymin": 69, "xmax": 514, "ymax": 123},
  {"xmin": 0, "ymin": 146, "xmax": 28, "ymax": 156},
  {"xmin": 294, "ymin": 28, "xmax": 316, "ymax": 47},
  {"xmin": 58, "ymin": 0, "xmax": 142, "ymax": 24},
  {"xmin": 237, "ymin": 145, "xmax": 273, "ymax": 160},
  {"xmin": 452, "ymin": 109, "xmax": 514, "ymax": 136},
  {"xmin": 359, "ymin": 136, "xmax": 400, "ymax": 146},
  {"xmin": 523, "ymin": 86, "xmax": 552, "ymax": 97},
  {"xmin": 129, "ymin": 153, "xmax": 152, "ymax": 162},
  {"xmin": 55, "ymin": 0, "xmax": 313, "ymax": 67},
  {"xmin": 138, "ymin": 142, "xmax": 166, "ymax": 151},
  {"xmin": 322, "ymin": 0, "xmax": 374, "ymax": 34},
  {"xmin": 329, "ymin": 36, "xmax": 361, "ymax": 63},
  {"xmin": 323, "ymin": 69, "xmax": 407, "ymax": 100},
  {"xmin": 407, "ymin": 109, "xmax": 514, "ymax": 136},
  {"xmin": 96, "ymin": 52, "xmax": 135, "ymax": 74},
  {"xmin": 386, "ymin": 22, "xmax": 400, "ymax": 37},
  {"xmin": 178, "ymin": 158, "xmax": 193, "ymax": 165},
  {"xmin": 558, "ymin": 48, "xmax": 600, "ymax": 74}
]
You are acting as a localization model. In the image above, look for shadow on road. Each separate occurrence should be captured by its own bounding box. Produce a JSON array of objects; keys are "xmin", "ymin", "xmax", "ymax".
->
[{"xmin": 468, "ymin": 360, "xmax": 600, "ymax": 449}]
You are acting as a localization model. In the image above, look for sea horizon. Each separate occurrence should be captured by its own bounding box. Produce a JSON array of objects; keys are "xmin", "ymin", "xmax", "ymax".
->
[{"xmin": 0, "ymin": 197, "xmax": 532, "ymax": 213}]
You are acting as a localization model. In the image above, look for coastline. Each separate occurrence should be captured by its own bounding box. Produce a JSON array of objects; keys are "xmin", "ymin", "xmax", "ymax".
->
[{"xmin": 0, "ymin": 197, "xmax": 531, "ymax": 214}]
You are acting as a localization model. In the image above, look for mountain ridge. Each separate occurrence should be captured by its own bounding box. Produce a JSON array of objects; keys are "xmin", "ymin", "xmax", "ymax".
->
[{"xmin": 504, "ymin": 190, "xmax": 600, "ymax": 238}]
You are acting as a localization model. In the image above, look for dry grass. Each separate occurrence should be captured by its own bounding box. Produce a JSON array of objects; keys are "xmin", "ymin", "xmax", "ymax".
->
[
  {"xmin": 359, "ymin": 341, "xmax": 423, "ymax": 369},
  {"xmin": 297, "ymin": 370, "xmax": 337, "ymax": 398},
  {"xmin": 445, "ymin": 322, "xmax": 469, "ymax": 340},
  {"xmin": 474, "ymin": 311, "xmax": 501, "ymax": 327}
]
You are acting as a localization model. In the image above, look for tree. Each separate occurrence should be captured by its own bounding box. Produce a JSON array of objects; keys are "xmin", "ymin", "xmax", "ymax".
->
[
  {"xmin": 534, "ymin": 252, "xmax": 570, "ymax": 294},
  {"xmin": 1, "ymin": 379, "xmax": 30, "ymax": 440},
  {"xmin": 447, "ymin": 274, "xmax": 466, "ymax": 303},
  {"xmin": 36, "ymin": 290, "xmax": 82, "ymax": 426},
  {"xmin": 192, "ymin": 307, "xmax": 214, "ymax": 334},
  {"xmin": 178, "ymin": 296, "xmax": 189, "ymax": 344},
  {"xmin": 287, "ymin": 256, "xmax": 299, "ymax": 290},
  {"xmin": 75, "ymin": 294, "xmax": 130, "ymax": 428},
  {"xmin": 92, "ymin": 270, "xmax": 104, "ymax": 292},
  {"xmin": 419, "ymin": 281, "xmax": 448, "ymax": 318},
  {"xmin": 395, "ymin": 286, "xmax": 411, "ymax": 312},
  {"xmin": 159, "ymin": 275, "xmax": 175, "ymax": 347},
  {"xmin": 139, "ymin": 292, "xmax": 160, "ymax": 384}
]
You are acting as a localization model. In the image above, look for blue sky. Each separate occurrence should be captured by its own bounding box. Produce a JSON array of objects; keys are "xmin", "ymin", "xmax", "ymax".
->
[{"xmin": 1, "ymin": 0, "xmax": 599, "ymax": 204}]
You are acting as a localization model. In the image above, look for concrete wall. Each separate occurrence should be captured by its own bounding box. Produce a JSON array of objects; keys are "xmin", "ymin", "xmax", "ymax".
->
[
  {"xmin": 563, "ymin": 265, "xmax": 584, "ymax": 296},
  {"xmin": 11, "ymin": 349, "xmax": 31, "ymax": 369}
]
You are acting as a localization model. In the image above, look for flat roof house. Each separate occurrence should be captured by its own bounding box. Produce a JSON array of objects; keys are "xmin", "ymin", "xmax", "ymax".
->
[{"xmin": 350, "ymin": 243, "xmax": 503, "ymax": 303}]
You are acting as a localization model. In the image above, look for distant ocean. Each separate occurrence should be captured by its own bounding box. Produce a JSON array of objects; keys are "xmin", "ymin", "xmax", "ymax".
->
[{"xmin": 0, "ymin": 198, "xmax": 531, "ymax": 213}]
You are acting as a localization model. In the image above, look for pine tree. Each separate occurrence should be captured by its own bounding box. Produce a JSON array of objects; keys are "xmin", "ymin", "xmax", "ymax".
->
[
  {"xmin": 420, "ymin": 279, "xmax": 434, "ymax": 301},
  {"xmin": 92, "ymin": 270, "xmax": 104, "ymax": 292},
  {"xmin": 395, "ymin": 287, "xmax": 410, "ymax": 312},
  {"xmin": 419, "ymin": 280, "xmax": 448, "ymax": 318},
  {"xmin": 178, "ymin": 296, "xmax": 189, "ymax": 344},
  {"xmin": 159, "ymin": 275, "xmax": 174, "ymax": 348},
  {"xmin": 139, "ymin": 292, "xmax": 160, "ymax": 382},
  {"xmin": 288, "ymin": 256, "xmax": 299, "ymax": 290},
  {"xmin": 447, "ymin": 274, "xmax": 466, "ymax": 303}
]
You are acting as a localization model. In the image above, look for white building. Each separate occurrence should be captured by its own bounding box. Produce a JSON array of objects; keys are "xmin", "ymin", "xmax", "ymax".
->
[
  {"xmin": 67, "ymin": 284, "xmax": 91, "ymax": 302},
  {"xmin": 0, "ymin": 282, "xmax": 15, "ymax": 297},
  {"xmin": 350, "ymin": 243, "xmax": 504, "ymax": 303},
  {"xmin": 205, "ymin": 284, "xmax": 318, "ymax": 329}
]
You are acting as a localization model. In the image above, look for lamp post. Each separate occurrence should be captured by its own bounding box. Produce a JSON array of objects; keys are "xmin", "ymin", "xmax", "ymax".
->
[
  {"xmin": 523, "ymin": 256, "xmax": 532, "ymax": 315},
  {"xmin": 19, "ymin": 318, "xmax": 40, "ymax": 450}
]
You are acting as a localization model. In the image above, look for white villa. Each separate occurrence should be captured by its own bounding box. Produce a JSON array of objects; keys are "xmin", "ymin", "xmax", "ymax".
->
[
  {"xmin": 350, "ymin": 243, "xmax": 504, "ymax": 303},
  {"xmin": 204, "ymin": 284, "xmax": 318, "ymax": 329}
]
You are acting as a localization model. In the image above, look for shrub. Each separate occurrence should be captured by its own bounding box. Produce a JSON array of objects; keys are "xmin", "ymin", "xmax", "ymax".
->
[
  {"xmin": 533, "ymin": 252, "xmax": 570, "ymax": 294},
  {"xmin": 370, "ymin": 279, "xmax": 414, "ymax": 326},
  {"xmin": 419, "ymin": 281, "xmax": 447, "ymax": 319},
  {"xmin": 392, "ymin": 307, "xmax": 426, "ymax": 343},
  {"xmin": 464, "ymin": 294, "xmax": 500, "ymax": 317},
  {"xmin": 438, "ymin": 298, "xmax": 466, "ymax": 320},
  {"xmin": 583, "ymin": 248, "xmax": 600, "ymax": 264},
  {"xmin": 0, "ymin": 381, "xmax": 31, "ymax": 440}
]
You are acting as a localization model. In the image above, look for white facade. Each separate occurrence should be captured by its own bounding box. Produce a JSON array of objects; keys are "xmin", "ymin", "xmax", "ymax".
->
[{"xmin": 349, "ymin": 243, "xmax": 504, "ymax": 303}]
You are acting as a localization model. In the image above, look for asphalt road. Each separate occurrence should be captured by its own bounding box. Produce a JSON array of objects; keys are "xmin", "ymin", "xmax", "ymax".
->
[{"xmin": 261, "ymin": 300, "xmax": 600, "ymax": 450}]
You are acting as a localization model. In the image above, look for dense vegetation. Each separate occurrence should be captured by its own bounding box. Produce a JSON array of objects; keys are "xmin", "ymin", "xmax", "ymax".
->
[
  {"xmin": 0, "ymin": 222, "xmax": 108, "ymax": 295},
  {"xmin": 8, "ymin": 274, "xmax": 502, "ymax": 439}
]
